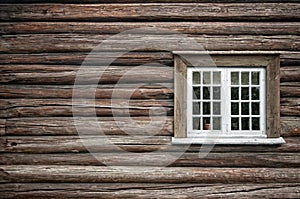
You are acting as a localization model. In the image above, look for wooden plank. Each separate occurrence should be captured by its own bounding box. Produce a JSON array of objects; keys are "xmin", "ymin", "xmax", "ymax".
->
[
  {"xmin": 0, "ymin": 99, "xmax": 173, "ymax": 118},
  {"xmin": 2, "ymin": 22, "xmax": 300, "ymax": 35},
  {"xmin": 1, "ymin": 183, "xmax": 300, "ymax": 199},
  {"xmin": 1, "ymin": 136, "xmax": 299, "ymax": 153},
  {"xmin": 0, "ymin": 152, "xmax": 299, "ymax": 167},
  {"xmin": 1, "ymin": 34, "xmax": 300, "ymax": 53},
  {"xmin": 0, "ymin": 165, "xmax": 299, "ymax": 183},
  {"xmin": 0, "ymin": 3, "xmax": 299, "ymax": 22},
  {"xmin": 267, "ymin": 56, "xmax": 281, "ymax": 138},
  {"xmin": 280, "ymin": 82, "xmax": 300, "ymax": 97},
  {"xmin": 280, "ymin": 66, "xmax": 300, "ymax": 82},
  {"xmin": 5, "ymin": 117, "xmax": 173, "ymax": 136},
  {"xmin": 0, "ymin": 52, "xmax": 173, "ymax": 65},
  {"xmin": 0, "ymin": 65, "xmax": 173, "ymax": 84},
  {"xmin": 280, "ymin": 117, "xmax": 300, "ymax": 137},
  {"xmin": 281, "ymin": 98, "xmax": 300, "ymax": 116}
]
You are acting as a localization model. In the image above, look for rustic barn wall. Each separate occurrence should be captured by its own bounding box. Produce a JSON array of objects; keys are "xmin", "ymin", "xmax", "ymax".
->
[{"xmin": 0, "ymin": 1, "xmax": 300, "ymax": 198}]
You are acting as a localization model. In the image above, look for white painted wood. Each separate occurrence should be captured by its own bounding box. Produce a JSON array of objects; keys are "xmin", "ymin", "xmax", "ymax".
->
[
  {"xmin": 172, "ymin": 137, "xmax": 286, "ymax": 145},
  {"xmin": 173, "ymin": 51, "xmax": 284, "ymax": 55}
]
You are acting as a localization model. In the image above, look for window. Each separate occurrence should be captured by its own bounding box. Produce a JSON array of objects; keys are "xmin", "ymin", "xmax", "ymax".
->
[{"xmin": 172, "ymin": 52, "xmax": 285, "ymax": 144}]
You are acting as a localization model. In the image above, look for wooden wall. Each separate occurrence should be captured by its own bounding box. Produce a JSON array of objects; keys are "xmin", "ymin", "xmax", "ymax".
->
[{"xmin": 0, "ymin": 1, "xmax": 300, "ymax": 198}]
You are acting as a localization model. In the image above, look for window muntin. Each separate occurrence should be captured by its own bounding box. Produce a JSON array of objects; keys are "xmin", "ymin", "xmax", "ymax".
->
[{"xmin": 187, "ymin": 67, "xmax": 266, "ymax": 138}]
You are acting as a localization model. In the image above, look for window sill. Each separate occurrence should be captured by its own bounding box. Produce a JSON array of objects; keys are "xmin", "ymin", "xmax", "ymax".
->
[{"xmin": 172, "ymin": 137, "xmax": 285, "ymax": 145}]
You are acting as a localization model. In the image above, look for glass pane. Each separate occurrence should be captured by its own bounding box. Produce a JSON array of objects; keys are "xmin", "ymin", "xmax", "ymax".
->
[
  {"xmin": 203, "ymin": 117, "xmax": 211, "ymax": 130},
  {"xmin": 242, "ymin": 102, "xmax": 249, "ymax": 115},
  {"xmin": 231, "ymin": 87, "xmax": 239, "ymax": 100},
  {"xmin": 213, "ymin": 117, "xmax": 221, "ymax": 130},
  {"xmin": 241, "ymin": 72, "xmax": 249, "ymax": 85},
  {"xmin": 193, "ymin": 117, "xmax": 200, "ymax": 130},
  {"xmin": 203, "ymin": 72, "xmax": 211, "ymax": 84},
  {"xmin": 193, "ymin": 87, "xmax": 200, "ymax": 99},
  {"xmin": 213, "ymin": 102, "xmax": 221, "ymax": 115},
  {"xmin": 251, "ymin": 87, "xmax": 260, "ymax": 100},
  {"xmin": 203, "ymin": 102, "xmax": 211, "ymax": 115},
  {"xmin": 213, "ymin": 87, "xmax": 221, "ymax": 100},
  {"xmin": 193, "ymin": 72, "xmax": 200, "ymax": 84},
  {"xmin": 252, "ymin": 102, "xmax": 260, "ymax": 115},
  {"xmin": 252, "ymin": 117, "xmax": 260, "ymax": 130},
  {"xmin": 213, "ymin": 72, "xmax": 221, "ymax": 84},
  {"xmin": 231, "ymin": 103, "xmax": 239, "ymax": 115},
  {"xmin": 242, "ymin": 117, "xmax": 250, "ymax": 130},
  {"xmin": 193, "ymin": 102, "xmax": 200, "ymax": 115},
  {"xmin": 203, "ymin": 87, "xmax": 210, "ymax": 99},
  {"xmin": 231, "ymin": 117, "xmax": 239, "ymax": 130},
  {"xmin": 231, "ymin": 72, "xmax": 239, "ymax": 85},
  {"xmin": 241, "ymin": 87, "xmax": 249, "ymax": 100},
  {"xmin": 251, "ymin": 72, "xmax": 260, "ymax": 85}
]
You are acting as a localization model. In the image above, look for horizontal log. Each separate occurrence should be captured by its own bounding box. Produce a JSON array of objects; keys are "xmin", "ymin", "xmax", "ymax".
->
[
  {"xmin": 1, "ymin": 34, "xmax": 300, "ymax": 53},
  {"xmin": 280, "ymin": 52, "xmax": 300, "ymax": 66},
  {"xmin": 0, "ymin": 152, "xmax": 299, "ymax": 167},
  {"xmin": 0, "ymin": 165, "xmax": 299, "ymax": 183},
  {"xmin": 0, "ymin": 52, "xmax": 173, "ymax": 65},
  {"xmin": 0, "ymin": 3, "xmax": 299, "ymax": 22},
  {"xmin": 1, "ymin": 136, "xmax": 299, "ymax": 153},
  {"xmin": 280, "ymin": 66, "xmax": 300, "ymax": 82},
  {"xmin": 280, "ymin": 98, "xmax": 300, "ymax": 116},
  {"xmin": 3, "ymin": 116, "xmax": 299, "ymax": 136},
  {"xmin": 0, "ymin": 66, "xmax": 173, "ymax": 84},
  {"xmin": 280, "ymin": 82, "xmax": 300, "ymax": 97},
  {"xmin": 0, "ymin": 84, "xmax": 174, "ymax": 99},
  {"xmin": 2, "ymin": 22, "xmax": 300, "ymax": 35},
  {"xmin": 5, "ymin": 117, "xmax": 173, "ymax": 136},
  {"xmin": 1, "ymin": 183, "xmax": 300, "ymax": 199}
]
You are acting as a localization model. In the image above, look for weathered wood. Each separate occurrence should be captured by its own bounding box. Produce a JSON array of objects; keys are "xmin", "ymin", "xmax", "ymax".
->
[
  {"xmin": 281, "ymin": 52, "xmax": 300, "ymax": 66},
  {"xmin": 2, "ymin": 22, "xmax": 300, "ymax": 35},
  {"xmin": 0, "ymin": 84, "xmax": 174, "ymax": 99},
  {"xmin": 0, "ymin": 66, "xmax": 173, "ymax": 84},
  {"xmin": 0, "ymin": 3, "xmax": 299, "ymax": 22},
  {"xmin": 1, "ymin": 34, "xmax": 300, "ymax": 53},
  {"xmin": 0, "ymin": 119, "xmax": 5, "ymax": 136},
  {"xmin": 5, "ymin": 117, "xmax": 173, "ymax": 136},
  {"xmin": 0, "ymin": 152, "xmax": 299, "ymax": 167},
  {"xmin": 280, "ymin": 117, "xmax": 300, "ymax": 137},
  {"xmin": 281, "ymin": 98, "xmax": 300, "ymax": 116},
  {"xmin": 0, "ymin": 52, "xmax": 173, "ymax": 65},
  {"xmin": 1, "ymin": 183, "xmax": 300, "ymax": 199},
  {"xmin": 1, "ymin": 136, "xmax": 299, "ymax": 153},
  {"xmin": 280, "ymin": 82, "xmax": 300, "ymax": 97},
  {"xmin": 0, "ymin": 99, "xmax": 173, "ymax": 117},
  {"xmin": 0, "ymin": 165, "xmax": 299, "ymax": 183},
  {"xmin": 280, "ymin": 66, "xmax": 300, "ymax": 82}
]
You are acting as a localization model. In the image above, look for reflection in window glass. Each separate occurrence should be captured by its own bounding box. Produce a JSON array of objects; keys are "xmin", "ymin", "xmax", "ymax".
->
[
  {"xmin": 231, "ymin": 118, "xmax": 239, "ymax": 130},
  {"xmin": 231, "ymin": 103, "xmax": 239, "ymax": 115},
  {"xmin": 193, "ymin": 72, "xmax": 200, "ymax": 84},
  {"xmin": 203, "ymin": 102, "xmax": 211, "ymax": 115},
  {"xmin": 203, "ymin": 72, "xmax": 211, "ymax": 84},
  {"xmin": 213, "ymin": 72, "xmax": 221, "ymax": 84},
  {"xmin": 213, "ymin": 117, "xmax": 221, "ymax": 130},
  {"xmin": 203, "ymin": 87, "xmax": 210, "ymax": 99},
  {"xmin": 251, "ymin": 87, "xmax": 260, "ymax": 100},
  {"xmin": 193, "ymin": 117, "xmax": 200, "ymax": 130},
  {"xmin": 242, "ymin": 117, "xmax": 250, "ymax": 130},
  {"xmin": 231, "ymin": 72, "xmax": 239, "ymax": 85},
  {"xmin": 193, "ymin": 102, "xmax": 200, "ymax": 115},
  {"xmin": 241, "ymin": 88, "xmax": 249, "ymax": 100},
  {"xmin": 231, "ymin": 87, "xmax": 239, "ymax": 100},
  {"xmin": 193, "ymin": 87, "xmax": 200, "ymax": 99},
  {"xmin": 251, "ymin": 72, "xmax": 260, "ymax": 85},
  {"xmin": 241, "ymin": 72, "xmax": 249, "ymax": 85}
]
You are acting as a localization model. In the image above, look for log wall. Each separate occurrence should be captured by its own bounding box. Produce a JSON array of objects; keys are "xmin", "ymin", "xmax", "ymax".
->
[{"xmin": 0, "ymin": 1, "xmax": 300, "ymax": 198}]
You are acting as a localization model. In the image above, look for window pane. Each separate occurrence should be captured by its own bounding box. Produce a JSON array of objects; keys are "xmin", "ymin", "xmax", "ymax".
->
[
  {"xmin": 241, "ymin": 88, "xmax": 249, "ymax": 100},
  {"xmin": 251, "ymin": 87, "xmax": 260, "ymax": 100},
  {"xmin": 231, "ymin": 87, "xmax": 239, "ymax": 100},
  {"xmin": 231, "ymin": 118, "xmax": 239, "ymax": 130},
  {"xmin": 203, "ymin": 87, "xmax": 210, "ymax": 99},
  {"xmin": 193, "ymin": 117, "xmax": 200, "ymax": 130},
  {"xmin": 231, "ymin": 103, "xmax": 239, "ymax": 115},
  {"xmin": 193, "ymin": 102, "xmax": 200, "ymax": 115},
  {"xmin": 213, "ymin": 87, "xmax": 221, "ymax": 100},
  {"xmin": 213, "ymin": 117, "xmax": 221, "ymax": 130},
  {"xmin": 252, "ymin": 117, "xmax": 260, "ymax": 130},
  {"xmin": 241, "ymin": 72, "xmax": 249, "ymax": 85},
  {"xmin": 241, "ymin": 102, "xmax": 249, "ymax": 115},
  {"xmin": 213, "ymin": 102, "xmax": 221, "ymax": 115},
  {"xmin": 213, "ymin": 72, "xmax": 221, "ymax": 84},
  {"xmin": 193, "ymin": 72, "xmax": 200, "ymax": 84},
  {"xmin": 252, "ymin": 102, "xmax": 260, "ymax": 115},
  {"xmin": 203, "ymin": 72, "xmax": 211, "ymax": 84},
  {"xmin": 251, "ymin": 72, "xmax": 260, "ymax": 85},
  {"xmin": 193, "ymin": 87, "xmax": 200, "ymax": 99},
  {"xmin": 242, "ymin": 117, "xmax": 250, "ymax": 130},
  {"xmin": 203, "ymin": 117, "xmax": 211, "ymax": 130},
  {"xmin": 231, "ymin": 72, "xmax": 239, "ymax": 85},
  {"xmin": 203, "ymin": 102, "xmax": 211, "ymax": 115}
]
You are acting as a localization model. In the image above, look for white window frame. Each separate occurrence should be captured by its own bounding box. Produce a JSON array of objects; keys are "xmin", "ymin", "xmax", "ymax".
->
[{"xmin": 187, "ymin": 67, "xmax": 267, "ymax": 138}]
